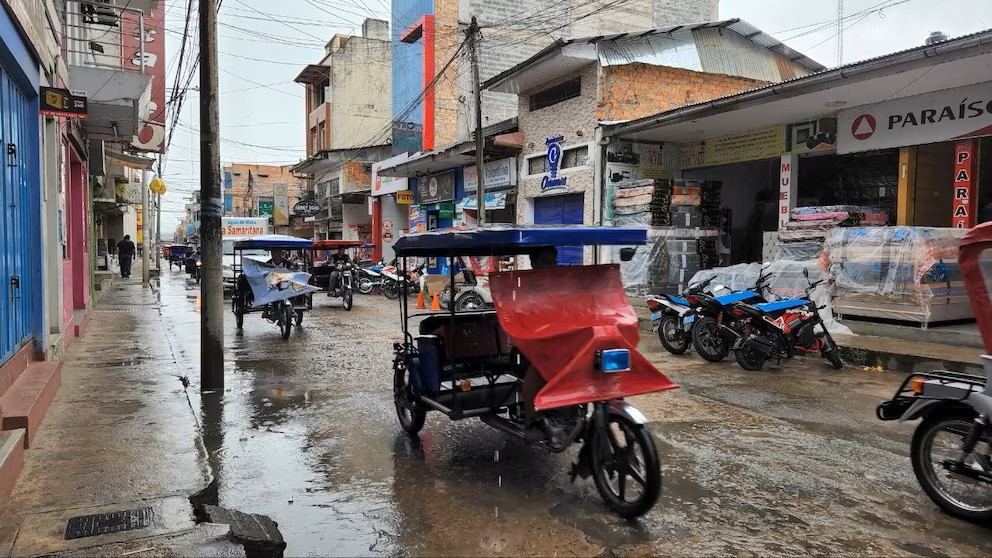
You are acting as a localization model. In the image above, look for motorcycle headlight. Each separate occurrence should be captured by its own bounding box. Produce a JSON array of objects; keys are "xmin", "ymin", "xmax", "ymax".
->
[{"xmin": 196, "ymin": 261, "xmax": 202, "ymax": 267}]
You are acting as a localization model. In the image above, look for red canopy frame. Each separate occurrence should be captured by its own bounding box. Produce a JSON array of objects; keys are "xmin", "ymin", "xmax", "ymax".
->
[
  {"xmin": 960, "ymin": 222, "xmax": 992, "ymax": 353},
  {"xmin": 489, "ymin": 265, "xmax": 678, "ymax": 409}
]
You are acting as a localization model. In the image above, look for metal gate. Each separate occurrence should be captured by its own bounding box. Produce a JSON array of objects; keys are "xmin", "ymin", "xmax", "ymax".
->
[
  {"xmin": 0, "ymin": 64, "xmax": 35, "ymax": 363},
  {"xmin": 533, "ymin": 194, "xmax": 584, "ymax": 265}
]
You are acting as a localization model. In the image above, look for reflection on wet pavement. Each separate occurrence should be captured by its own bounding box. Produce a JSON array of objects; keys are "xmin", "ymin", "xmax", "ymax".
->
[{"xmin": 149, "ymin": 270, "xmax": 992, "ymax": 557}]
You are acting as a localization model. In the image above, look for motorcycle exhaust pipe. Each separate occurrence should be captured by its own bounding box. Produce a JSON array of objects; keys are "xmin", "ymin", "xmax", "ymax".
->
[
  {"xmin": 719, "ymin": 324, "xmax": 740, "ymax": 341},
  {"xmin": 742, "ymin": 335, "xmax": 775, "ymax": 356}
]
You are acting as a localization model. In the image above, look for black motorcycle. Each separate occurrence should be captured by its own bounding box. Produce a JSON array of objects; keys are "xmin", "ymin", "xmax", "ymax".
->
[
  {"xmin": 729, "ymin": 271, "xmax": 842, "ymax": 371},
  {"xmin": 688, "ymin": 271, "xmax": 773, "ymax": 362},
  {"xmin": 184, "ymin": 252, "xmax": 202, "ymax": 284}
]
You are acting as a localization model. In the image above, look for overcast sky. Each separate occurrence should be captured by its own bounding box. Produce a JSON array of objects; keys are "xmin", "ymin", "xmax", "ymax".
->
[{"xmin": 157, "ymin": 0, "xmax": 991, "ymax": 234}]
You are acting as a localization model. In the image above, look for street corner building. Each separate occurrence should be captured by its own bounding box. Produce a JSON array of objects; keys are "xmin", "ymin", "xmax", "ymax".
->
[{"xmin": 0, "ymin": 0, "xmax": 166, "ymax": 505}]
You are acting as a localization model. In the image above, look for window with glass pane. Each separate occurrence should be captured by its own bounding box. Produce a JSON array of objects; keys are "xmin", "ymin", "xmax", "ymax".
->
[
  {"xmin": 562, "ymin": 146, "xmax": 588, "ymax": 169},
  {"xmin": 528, "ymin": 156, "xmax": 548, "ymax": 175}
]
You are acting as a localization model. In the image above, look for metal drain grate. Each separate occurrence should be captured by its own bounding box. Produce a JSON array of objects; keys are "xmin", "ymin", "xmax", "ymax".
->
[{"xmin": 64, "ymin": 507, "xmax": 153, "ymax": 540}]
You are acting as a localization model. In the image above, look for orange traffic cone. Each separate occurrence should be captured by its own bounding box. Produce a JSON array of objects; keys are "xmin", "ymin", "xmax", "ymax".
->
[
  {"xmin": 430, "ymin": 291, "xmax": 441, "ymax": 311},
  {"xmin": 416, "ymin": 290, "xmax": 426, "ymax": 309}
]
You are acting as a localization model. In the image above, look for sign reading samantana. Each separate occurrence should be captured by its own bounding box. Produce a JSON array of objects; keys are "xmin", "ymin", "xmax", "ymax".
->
[{"xmin": 838, "ymin": 81, "xmax": 992, "ymax": 154}]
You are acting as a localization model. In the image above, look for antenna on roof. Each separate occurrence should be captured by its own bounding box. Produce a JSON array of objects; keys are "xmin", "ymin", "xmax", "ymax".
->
[{"xmin": 836, "ymin": 0, "xmax": 844, "ymax": 66}]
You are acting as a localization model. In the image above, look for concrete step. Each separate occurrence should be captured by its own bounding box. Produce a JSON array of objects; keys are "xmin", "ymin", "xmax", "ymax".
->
[
  {"xmin": 0, "ymin": 429, "xmax": 25, "ymax": 507},
  {"xmin": 0, "ymin": 344, "xmax": 32, "ymax": 400},
  {"xmin": 836, "ymin": 333, "xmax": 980, "ymax": 375},
  {"xmin": 1, "ymin": 362, "xmax": 62, "ymax": 448}
]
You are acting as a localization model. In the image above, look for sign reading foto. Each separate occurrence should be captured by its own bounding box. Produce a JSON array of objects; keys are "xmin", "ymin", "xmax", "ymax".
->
[{"xmin": 838, "ymin": 81, "xmax": 992, "ymax": 154}]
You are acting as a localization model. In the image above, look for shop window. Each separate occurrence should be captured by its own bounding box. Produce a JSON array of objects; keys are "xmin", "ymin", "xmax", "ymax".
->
[
  {"xmin": 529, "ymin": 78, "xmax": 581, "ymax": 111},
  {"xmin": 913, "ymin": 142, "xmax": 956, "ymax": 227},
  {"xmin": 978, "ymin": 137, "xmax": 992, "ymax": 224},
  {"xmin": 562, "ymin": 146, "xmax": 588, "ymax": 169},
  {"xmin": 798, "ymin": 150, "xmax": 899, "ymax": 222}
]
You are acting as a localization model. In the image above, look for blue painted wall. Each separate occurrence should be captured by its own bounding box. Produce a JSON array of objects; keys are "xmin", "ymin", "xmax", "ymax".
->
[{"xmin": 391, "ymin": 0, "xmax": 432, "ymax": 154}]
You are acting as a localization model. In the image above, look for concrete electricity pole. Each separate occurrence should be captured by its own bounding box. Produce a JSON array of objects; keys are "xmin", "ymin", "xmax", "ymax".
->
[
  {"xmin": 199, "ymin": 0, "xmax": 224, "ymax": 390},
  {"xmin": 141, "ymin": 169, "xmax": 150, "ymax": 285},
  {"xmin": 467, "ymin": 16, "xmax": 485, "ymax": 227}
]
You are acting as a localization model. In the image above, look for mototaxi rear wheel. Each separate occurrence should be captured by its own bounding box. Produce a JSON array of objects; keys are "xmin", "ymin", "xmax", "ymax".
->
[
  {"xmin": 394, "ymin": 358, "xmax": 426, "ymax": 434},
  {"xmin": 590, "ymin": 411, "xmax": 662, "ymax": 519},
  {"xmin": 692, "ymin": 316, "xmax": 729, "ymax": 362}
]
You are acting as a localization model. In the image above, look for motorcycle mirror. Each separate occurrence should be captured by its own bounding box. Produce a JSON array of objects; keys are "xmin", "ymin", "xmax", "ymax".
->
[
  {"xmin": 803, "ymin": 268, "xmax": 809, "ymax": 278},
  {"xmin": 619, "ymin": 247, "xmax": 637, "ymax": 262}
]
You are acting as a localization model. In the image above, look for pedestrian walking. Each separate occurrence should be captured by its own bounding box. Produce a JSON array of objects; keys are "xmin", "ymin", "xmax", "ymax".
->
[{"xmin": 117, "ymin": 235, "xmax": 136, "ymax": 278}]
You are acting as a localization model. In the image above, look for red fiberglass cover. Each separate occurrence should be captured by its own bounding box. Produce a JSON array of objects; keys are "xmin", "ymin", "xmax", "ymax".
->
[
  {"xmin": 960, "ymin": 221, "xmax": 992, "ymax": 353},
  {"xmin": 489, "ymin": 265, "xmax": 678, "ymax": 410}
]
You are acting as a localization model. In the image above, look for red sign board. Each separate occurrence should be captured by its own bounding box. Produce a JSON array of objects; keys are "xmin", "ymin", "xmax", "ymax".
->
[
  {"xmin": 122, "ymin": 3, "xmax": 166, "ymax": 152},
  {"xmin": 952, "ymin": 140, "xmax": 975, "ymax": 228}
]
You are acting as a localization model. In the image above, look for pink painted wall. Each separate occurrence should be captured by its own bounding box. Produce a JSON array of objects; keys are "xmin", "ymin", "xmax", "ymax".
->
[{"xmin": 61, "ymin": 260, "xmax": 74, "ymax": 345}]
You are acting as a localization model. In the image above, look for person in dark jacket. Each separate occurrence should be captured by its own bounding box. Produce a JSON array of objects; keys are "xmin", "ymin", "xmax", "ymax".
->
[{"xmin": 117, "ymin": 235, "xmax": 136, "ymax": 278}]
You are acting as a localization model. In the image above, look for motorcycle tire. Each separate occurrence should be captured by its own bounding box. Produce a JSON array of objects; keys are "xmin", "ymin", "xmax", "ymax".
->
[
  {"xmin": 911, "ymin": 414, "xmax": 992, "ymax": 523},
  {"xmin": 357, "ymin": 277, "xmax": 374, "ymax": 295},
  {"xmin": 820, "ymin": 331, "xmax": 843, "ymax": 369},
  {"xmin": 232, "ymin": 296, "xmax": 244, "ymax": 329},
  {"xmin": 657, "ymin": 314, "xmax": 690, "ymax": 355},
  {"xmin": 590, "ymin": 411, "xmax": 662, "ymax": 519},
  {"xmin": 394, "ymin": 358, "xmax": 426, "ymax": 434},
  {"xmin": 280, "ymin": 305, "xmax": 292, "ymax": 340},
  {"xmin": 381, "ymin": 281, "xmax": 400, "ymax": 300},
  {"xmin": 735, "ymin": 341, "xmax": 767, "ymax": 371},
  {"xmin": 295, "ymin": 310, "xmax": 304, "ymax": 327},
  {"xmin": 455, "ymin": 291, "xmax": 486, "ymax": 312},
  {"xmin": 343, "ymin": 288, "xmax": 354, "ymax": 311},
  {"xmin": 692, "ymin": 317, "xmax": 730, "ymax": 362}
]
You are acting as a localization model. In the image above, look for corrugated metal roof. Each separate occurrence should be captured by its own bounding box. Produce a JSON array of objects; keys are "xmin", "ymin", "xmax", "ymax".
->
[{"xmin": 602, "ymin": 26, "xmax": 992, "ymax": 135}]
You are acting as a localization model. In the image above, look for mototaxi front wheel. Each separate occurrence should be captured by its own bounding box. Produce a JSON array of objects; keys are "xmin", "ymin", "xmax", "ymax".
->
[
  {"xmin": 590, "ymin": 411, "xmax": 662, "ymax": 519},
  {"xmin": 394, "ymin": 359, "xmax": 426, "ymax": 434},
  {"xmin": 692, "ymin": 316, "xmax": 729, "ymax": 362},
  {"xmin": 343, "ymin": 287, "xmax": 354, "ymax": 311},
  {"xmin": 911, "ymin": 414, "xmax": 992, "ymax": 523},
  {"xmin": 657, "ymin": 314, "xmax": 690, "ymax": 355},
  {"xmin": 279, "ymin": 304, "xmax": 293, "ymax": 340}
]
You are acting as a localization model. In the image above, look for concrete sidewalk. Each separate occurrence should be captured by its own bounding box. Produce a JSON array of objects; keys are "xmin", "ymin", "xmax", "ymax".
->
[{"xmin": 0, "ymin": 270, "xmax": 233, "ymax": 556}]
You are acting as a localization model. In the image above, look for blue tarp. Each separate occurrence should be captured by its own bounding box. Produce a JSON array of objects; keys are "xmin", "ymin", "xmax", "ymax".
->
[
  {"xmin": 393, "ymin": 226, "xmax": 648, "ymax": 257},
  {"xmin": 243, "ymin": 259, "xmax": 319, "ymax": 306},
  {"xmin": 234, "ymin": 234, "xmax": 313, "ymax": 250}
]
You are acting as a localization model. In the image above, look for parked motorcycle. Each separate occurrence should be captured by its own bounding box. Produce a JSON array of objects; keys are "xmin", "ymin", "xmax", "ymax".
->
[
  {"xmin": 646, "ymin": 277, "xmax": 714, "ymax": 355},
  {"xmin": 357, "ymin": 262, "xmax": 384, "ymax": 294},
  {"xmin": 685, "ymin": 270, "xmax": 773, "ymax": 362},
  {"xmin": 729, "ymin": 269, "xmax": 842, "ymax": 371},
  {"xmin": 381, "ymin": 260, "xmax": 422, "ymax": 300}
]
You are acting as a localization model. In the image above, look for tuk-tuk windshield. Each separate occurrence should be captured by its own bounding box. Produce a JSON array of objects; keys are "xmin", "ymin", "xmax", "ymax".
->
[{"xmin": 223, "ymin": 239, "xmax": 267, "ymax": 257}]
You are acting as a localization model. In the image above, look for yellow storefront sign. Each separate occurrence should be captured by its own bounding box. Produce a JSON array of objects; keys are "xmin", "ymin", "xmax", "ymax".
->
[
  {"xmin": 136, "ymin": 208, "xmax": 143, "ymax": 244},
  {"xmin": 394, "ymin": 190, "xmax": 414, "ymax": 204},
  {"xmin": 702, "ymin": 126, "xmax": 786, "ymax": 166}
]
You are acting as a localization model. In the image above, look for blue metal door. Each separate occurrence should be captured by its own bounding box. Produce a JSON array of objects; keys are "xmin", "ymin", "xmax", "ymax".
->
[
  {"xmin": 533, "ymin": 194, "xmax": 584, "ymax": 265},
  {"xmin": 0, "ymin": 65, "xmax": 34, "ymax": 363}
]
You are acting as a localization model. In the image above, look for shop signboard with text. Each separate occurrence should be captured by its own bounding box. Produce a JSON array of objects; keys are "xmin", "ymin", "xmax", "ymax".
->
[
  {"xmin": 418, "ymin": 171, "xmax": 455, "ymax": 204},
  {"xmin": 273, "ymin": 184, "xmax": 289, "ymax": 226},
  {"xmin": 372, "ymin": 153, "xmax": 410, "ymax": 196},
  {"xmin": 541, "ymin": 136, "xmax": 568, "ymax": 192},
  {"xmin": 952, "ymin": 140, "xmax": 976, "ymax": 228},
  {"xmin": 258, "ymin": 196, "xmax": 274, "ymax": 217},
  {"xmin": 838, "ymin": 81, "xmax": 992, "ymax": 154},
  {"xmin": 464, "ymin": 157, "xmax": 518, "ymax": 191}
]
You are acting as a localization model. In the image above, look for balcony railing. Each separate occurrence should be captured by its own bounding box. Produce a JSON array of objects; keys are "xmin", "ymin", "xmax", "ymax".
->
[{"xmin": 64, "ymin": 0, "xmax": 146, "ymax": 73}]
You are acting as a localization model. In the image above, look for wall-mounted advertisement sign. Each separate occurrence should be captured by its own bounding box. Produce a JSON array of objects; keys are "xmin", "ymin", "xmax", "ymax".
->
[
  {"xmin": 418, "ymin": 171, "xmax": 455, "ymax": 204},
  {"xmin": 541, "ymin": 135, "xmax": 568, "ymax": 192},
  {"xmin": 373, "ymin": 152, "xmax": 410, "ymax": 196},
  {"xmin": 464, "ymin": 157, "xmax": 518, "ymax": 191}
]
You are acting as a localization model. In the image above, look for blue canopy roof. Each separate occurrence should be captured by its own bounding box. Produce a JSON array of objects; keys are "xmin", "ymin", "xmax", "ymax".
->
[
  {"xmin": 233, "ymin": 234, "xmax": 313, "ymax": 249},
  {"xmin": 393, "ymin": 226, "xmax": 647, "ymax": 257}
]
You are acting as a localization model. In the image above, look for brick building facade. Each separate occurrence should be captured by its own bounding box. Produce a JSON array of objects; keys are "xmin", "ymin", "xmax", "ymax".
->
[{"xmin": 223, "ymin": 163, "xmax": 304, "ymax": 219}]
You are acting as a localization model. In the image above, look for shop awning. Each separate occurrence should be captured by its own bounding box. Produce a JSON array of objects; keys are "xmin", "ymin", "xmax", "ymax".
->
[
  {"xmin": 377, "ymin": 118, "xmax": 520, "ymax": 177},
  {"xmin": 293, "ymin": 145, "xmax": 391, "ymax": 176},
  {"xmin": 603, "ymin": 28, "xmax": 992, "ymax": 144},
  {"xmin": 460, "ymin": 191, "xmax": 510, "ymax": 210}
]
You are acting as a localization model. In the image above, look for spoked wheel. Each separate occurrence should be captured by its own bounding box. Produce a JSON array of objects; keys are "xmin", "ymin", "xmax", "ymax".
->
[
  {"xmin": 590, "ymin": 412, "xmax": 662, "ymax": 518},
  {"xmin": 393, "ymin": 357, "xmax": 426, "ymax": 434},
  {"xmin": 657, "ymin": 315, "xmax": 689, "ymax": 355},
  {"xmin": 911, "ymin": 414, "xmax": 992, "ymax": 522},
  {"xmin": 232, "ymin": 296, "xmax": 244, "ymax": 329},
  {"xmin": 279, "ymin": 304, "xmax": 293, "ymax": 340},
  {"xmin": 357, "ymin": 277, "xmax": 374, "ymax": 295},
  {"xmin": 342, "ymin": 287, "xmax": 354, "ymax": 311},
  {"xmin": 381, "ymin": 281, "xmax": 400, "ymax": 300},
  {"xmin": 735, "ymin": 341, "xmax": 767, "ymax": 371},
  {"xmin": 455, "ymin": 291, "xmax": 486, "ymax": 312},
  {"xmin": 692, "ymin": 317, "xmax": 729, "ymax": 362}
]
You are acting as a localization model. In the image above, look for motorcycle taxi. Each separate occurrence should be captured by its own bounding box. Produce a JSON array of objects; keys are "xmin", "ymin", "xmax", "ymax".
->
[
  {"xmin": 877, "ymin": 221, "xmax": 992, "ymax": 522},
  {"xmin": 230, "ymin": 235, "xmax": 319, "ymax": 340},
  {"xmin": 309, "ymin": 240, "xmax": 371, "ymax": 311},
  {"xmin": 390, "ymin": 226, "xmax": 678, "ymax": 518}
]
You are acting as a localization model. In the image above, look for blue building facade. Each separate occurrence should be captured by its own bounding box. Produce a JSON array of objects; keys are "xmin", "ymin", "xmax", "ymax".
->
[
  {"xmin": 0, "ymin": 4, "xmax": 44, "ymax": 364},
  {"xmin": 391, "ymin": 0, "xmax": 432, "ymax": 155}
]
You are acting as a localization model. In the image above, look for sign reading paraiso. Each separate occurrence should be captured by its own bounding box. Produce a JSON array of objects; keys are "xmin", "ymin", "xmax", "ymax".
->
[{"xmin": 839, "ymin": 81, "xmax": 992, "ymax": 154}]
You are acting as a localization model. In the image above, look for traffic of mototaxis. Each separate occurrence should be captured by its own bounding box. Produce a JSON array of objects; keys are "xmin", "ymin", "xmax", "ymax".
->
[{"xmin": 165, "ymin": 223, "xmax": 992, "ymax": 521}]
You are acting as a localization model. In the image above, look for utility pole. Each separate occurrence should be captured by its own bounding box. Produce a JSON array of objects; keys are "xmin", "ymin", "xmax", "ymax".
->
[
  {"xmin": 199, "ymin": 0, "xmax": 224, "ymax": 390},
  {"xmin": 141, "ymin": 170, "xmax": 150, "ymax": 285},
  {"xmin": 467, "ymin": 16, "xmax": 485, "ymax": 227},
  {"xmin": 155, "ymin": 158, "xmax": 163, "ymax": 271}
]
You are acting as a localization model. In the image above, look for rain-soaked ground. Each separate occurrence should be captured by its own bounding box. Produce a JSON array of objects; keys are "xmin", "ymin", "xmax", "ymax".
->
[{"xmin": 57, "ymin": 269, "xmax": 992, "ymax": 555}]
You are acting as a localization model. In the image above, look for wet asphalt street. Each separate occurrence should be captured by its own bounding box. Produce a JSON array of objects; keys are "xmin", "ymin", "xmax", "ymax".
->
[{"xmin": 152, "ymin": 268, "xmax": 992, "ymax": 557}]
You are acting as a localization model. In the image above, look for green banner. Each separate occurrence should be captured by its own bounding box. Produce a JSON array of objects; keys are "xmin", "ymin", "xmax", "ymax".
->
[
  {"xmin": 439, "ymin": 202, "xmax": 454, "ymax": 219},
  {"xmin": 258, "ymin": 197, "xmax": 274, "ymax": 217}
]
